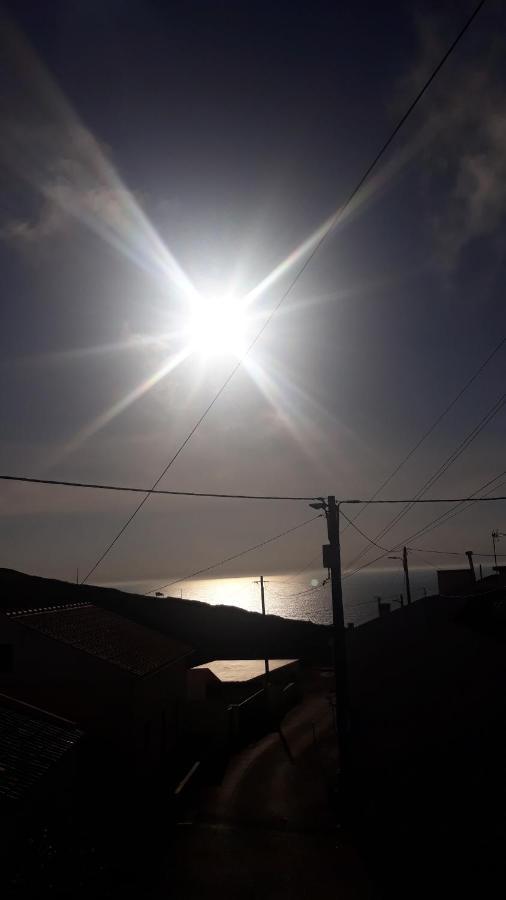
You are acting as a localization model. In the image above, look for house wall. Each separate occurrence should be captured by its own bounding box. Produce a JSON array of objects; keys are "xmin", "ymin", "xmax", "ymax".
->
[
  {"xmin": 0, "ymin": 615, "xmax": 133, "ymax": 746},
  {"xmin": 186, "ymin": 667, "xmax": 218, "ymax": 701},
  {"xmin": 1, "ymin": 615, "xmax": 191, "ymax": 779},
  {"xmin": 131, "ymin": 657, "xmax": 188, "ymax": 767}
]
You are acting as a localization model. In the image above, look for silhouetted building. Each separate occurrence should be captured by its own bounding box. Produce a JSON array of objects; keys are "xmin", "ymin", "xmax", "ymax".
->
[
  {"xmin": 437, "ymin": 568, "xmax": 475, "ymax": 596},
  {"xmin": 0, "ymin": 598, "xmax": 192, "ymax": 773},
  {"xmin": 347, "ymin": 590, "xmax": 506, "ymax": 899},
  {"xmin": 186, "ymin": 659, "xmax": 301, "ymax": 750},
  {"xmin": 0, "ymin": 692, "xmax": 82, "ymax": 856},
  {"xmin": 480, "ymin": 564, "xmax": 506, "ymax": 588},
  {"xmin": 189, "ymin": 658, "xmax": 300, "ymax": 702}
]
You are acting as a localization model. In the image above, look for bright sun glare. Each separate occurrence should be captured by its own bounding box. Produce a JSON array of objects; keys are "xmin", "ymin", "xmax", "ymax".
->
[{"xmin": 185, "ymin": 297, "xmax": 248, "ymax": 359}]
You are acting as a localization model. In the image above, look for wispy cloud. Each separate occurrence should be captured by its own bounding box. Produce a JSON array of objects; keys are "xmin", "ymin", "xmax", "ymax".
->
[
  {"xmin": 436, "ymin": 103, "xmax": 506, "ymax": 260},
  {"xmin": 0, "ymin": 13, "xmax": 197, "ymax": 297},
  {"xmin": 400, "ymin": 14, "xmax": 506, "ymax": 264},
  {"xmin": 0, "ymin": 198, "xmax": 66, "ymax": 243}
]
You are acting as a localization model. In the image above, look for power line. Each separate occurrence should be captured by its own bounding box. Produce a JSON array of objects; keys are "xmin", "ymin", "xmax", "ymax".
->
[
  {"xmin": 381, "ymin": 479, "xmax": 506, "ymax": 574},
  {"xmin": 146, "ymin": 513, "xmax": 324, "ymax": 595},
  {"xmin": 344, "ymin": 474, "xmax": 506, "ymax": 577},
  {"xmin": 343, "ymin": 472, "xmax": 506, "ymax": 580},
  {"xmin": 271, "ymin": 580, "xmax": 330, "ymax": 602},
  {"xmin": 340, "ymin": 496, "xmax": 506, "ymax": 504},
  {"xmin": 270, "ymin": 551, "xmax": 321, "ymax": 597},
  {"xmin": 0, "ymin": 475, "xmax": 316, "ymax": 502},
  {"xmin": 80, "ymin": 1, "xmax": 487, "ymax": 583},
  {"xmin": 408, "ymin": 546, "xmax": 506, "ymax": 559},
  {"xmin": 151, "ymin": 480, "xmax": 506, "ymax": 601},
  {"xmin": 342, "ymin": 335, "xmax": 505, "ymax": 531},
  {"xmin": 406, "ymin": 551, "xmax": 438, "ymax": 571},
  {"xmin": 340, "ymin": 507, "xmax": 391, "ymax": 550},
  {"xmin": 378, "ymin": 393, "xmax": 506, "ymax": 534},
  {"xmin": 358, "ymin": 392, "xmax": 506, "ymax": 552},
  {"xmin": 400, "ymin": 476, "xmax": 506, "ymax": 548},
  {"xmin": 345, "ymin": 389, "xmax": 506, "ymax": 569},
  {"xmin": 272, "ymin": 552, "xmax": 323, "ymax": 587},
  {"xmin": 1, "ymin": 472, "xmax": 505, "ymax": 505}
]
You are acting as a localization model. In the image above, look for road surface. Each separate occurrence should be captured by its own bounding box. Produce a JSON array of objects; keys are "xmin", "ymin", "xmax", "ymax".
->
[{"xmin": 152, "ymin": 682, "xmax": 374, "ymax": 899}]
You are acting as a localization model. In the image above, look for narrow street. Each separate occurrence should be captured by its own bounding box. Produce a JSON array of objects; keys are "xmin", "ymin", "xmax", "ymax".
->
[{"xmin": 152, "ymin": 684, "xmax": 374, "ymax": 899}]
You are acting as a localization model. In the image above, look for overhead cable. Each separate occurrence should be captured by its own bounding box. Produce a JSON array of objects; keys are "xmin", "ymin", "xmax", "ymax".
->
[
  {"xmin": 407, "ymin": 546, "xmax": 506, "ymax": 558},
  {"xmin": 146, "ymin": 513, "xmax": 324, "ymax": 595},
  {"xmin": 0, "ymin": 475, "xmax": 315, "ymax": 502},
  {"xmin": 340, "ymin": 507, "xmax": 391, "ymax": 550},
  {"xmin": 80, "ymin": 1, "xmax": 487, "ymax": 583},
  {"xmin": 400, "ymin": 476, "xmax": 506, "ymax": 548},
  {"xmin": 343, "ymin": 471, "xmax": 506, "ymax": 579},
  {"xmin": 1, "ymin": 473, "xmax": 505, "ymax": 505},
  {"xmin": 343, "ymin": 334, "xmax": 505, "ymax": 531},
  {"xmin": 345, "ymin": 390, "xmax": 506, "ymax": 569}
]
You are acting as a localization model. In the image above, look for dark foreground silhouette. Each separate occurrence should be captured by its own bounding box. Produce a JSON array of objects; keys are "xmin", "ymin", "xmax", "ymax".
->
[{"xmin": 1, "ymin": 569, "xmax": 505, "ymax": 897}]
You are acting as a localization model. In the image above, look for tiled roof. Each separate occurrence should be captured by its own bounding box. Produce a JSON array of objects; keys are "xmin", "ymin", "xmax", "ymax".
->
[
  {"xmin": 0, "ymin": 698, "xmax": 82, "ymax": 803},
  {"xmin": 11, "ymin": 604, "xmax": 189, "ymax": 676}
]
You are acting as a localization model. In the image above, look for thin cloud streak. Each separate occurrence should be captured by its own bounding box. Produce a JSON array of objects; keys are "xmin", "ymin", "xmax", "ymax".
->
[
  {"xmin": 45, "ymin": 347, "xmax": 191, "ymax": 470},
  {"xmin": 398, "ymin": 14, "xmax": 506, "ymax": 264},
  {"xmin": 0, "ymin": 13, "xmax": 198, "ymax": 300}
]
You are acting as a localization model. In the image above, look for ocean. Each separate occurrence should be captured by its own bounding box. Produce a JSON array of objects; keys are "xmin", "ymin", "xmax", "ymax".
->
[{"xmin": 117, "ymin": 567, "xmax": 439, "ymax": 627}]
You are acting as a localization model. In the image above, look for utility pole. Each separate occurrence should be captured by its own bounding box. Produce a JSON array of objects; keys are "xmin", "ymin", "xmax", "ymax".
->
[
  {"xmin": 255, "ymin": 576, "xmax": 270, "ymax": 686},
  {"xmin": 388, "ymin": 549, "xmax": 411, "ymax": 605},
  {"xmin": 492, "ymin": 530, "xmax": 498, "ymax": 568},
  {"xmin": 492, "ymin": 531, "xmax": 505, "ymax": 569},
  {"xmin": 466, "ymin": 550, "xmax": 476, "ymax": 583},
  {"xmin": 312, "ymin": 495, "xmax": 349, "ymax": 779},
  {"xmin": 402, "ymin": 546, "xmax": 411, "ymax": 605}
]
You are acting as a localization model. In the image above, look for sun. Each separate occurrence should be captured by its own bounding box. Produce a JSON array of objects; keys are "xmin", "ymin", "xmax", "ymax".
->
[{"xmin": 184, "ymin": 296, "xmax": 248, "ymax": 359}]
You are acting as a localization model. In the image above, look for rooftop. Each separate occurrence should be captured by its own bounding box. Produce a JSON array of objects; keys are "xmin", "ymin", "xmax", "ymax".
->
[
  {"xmin": 193, "ymin": 659, "xmax": 297, "ymax": 682},
  {"xmin": 0, "ymin": 694, "xmax": 82, "ymax": 804},
  {"xmin": 6, "ymin": 603, "xmax": 191, "ymax": 676}
]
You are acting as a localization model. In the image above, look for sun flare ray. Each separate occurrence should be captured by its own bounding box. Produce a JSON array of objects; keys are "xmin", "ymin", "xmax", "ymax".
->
[
  {"xmin": 46, "ymin": 347, "xmax": 191, "ymax": 468},
  {"xmin": 1, "ymin": 15, "xmax": 198, "ymax": 301}
]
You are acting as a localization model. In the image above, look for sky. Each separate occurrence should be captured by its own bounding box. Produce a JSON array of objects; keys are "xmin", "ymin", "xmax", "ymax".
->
[{"xmin": 0, "ymin": 0, "xmax": 505, "ymax": 591}]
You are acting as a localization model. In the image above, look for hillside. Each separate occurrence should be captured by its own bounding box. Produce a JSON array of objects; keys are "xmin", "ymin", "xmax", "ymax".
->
[{"xmin": 0, "ymin": 568, "xmax": 330, "ymax": 664}]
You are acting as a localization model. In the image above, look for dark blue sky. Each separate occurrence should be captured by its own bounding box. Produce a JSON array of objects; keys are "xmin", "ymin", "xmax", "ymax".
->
[{"xmin": 0, "ymin": 0, "xmax": 505, "ymax": 588}]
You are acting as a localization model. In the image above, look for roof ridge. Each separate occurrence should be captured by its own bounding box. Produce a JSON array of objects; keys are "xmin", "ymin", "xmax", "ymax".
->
[{"xmin": 5, "ymin": 600, "xmax": 92, "ymax": 618}]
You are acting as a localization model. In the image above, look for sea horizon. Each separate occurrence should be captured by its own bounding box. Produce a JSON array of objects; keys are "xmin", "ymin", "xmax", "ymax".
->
[{"xmin": 105, "ymin": 566, "xmax": 446, "ymax": 627}]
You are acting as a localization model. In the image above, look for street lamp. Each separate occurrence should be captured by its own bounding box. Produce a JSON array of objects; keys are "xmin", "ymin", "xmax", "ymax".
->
[{"xmin": 309, "ymin": 498, "xmax": 327, "ymax": 512}]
